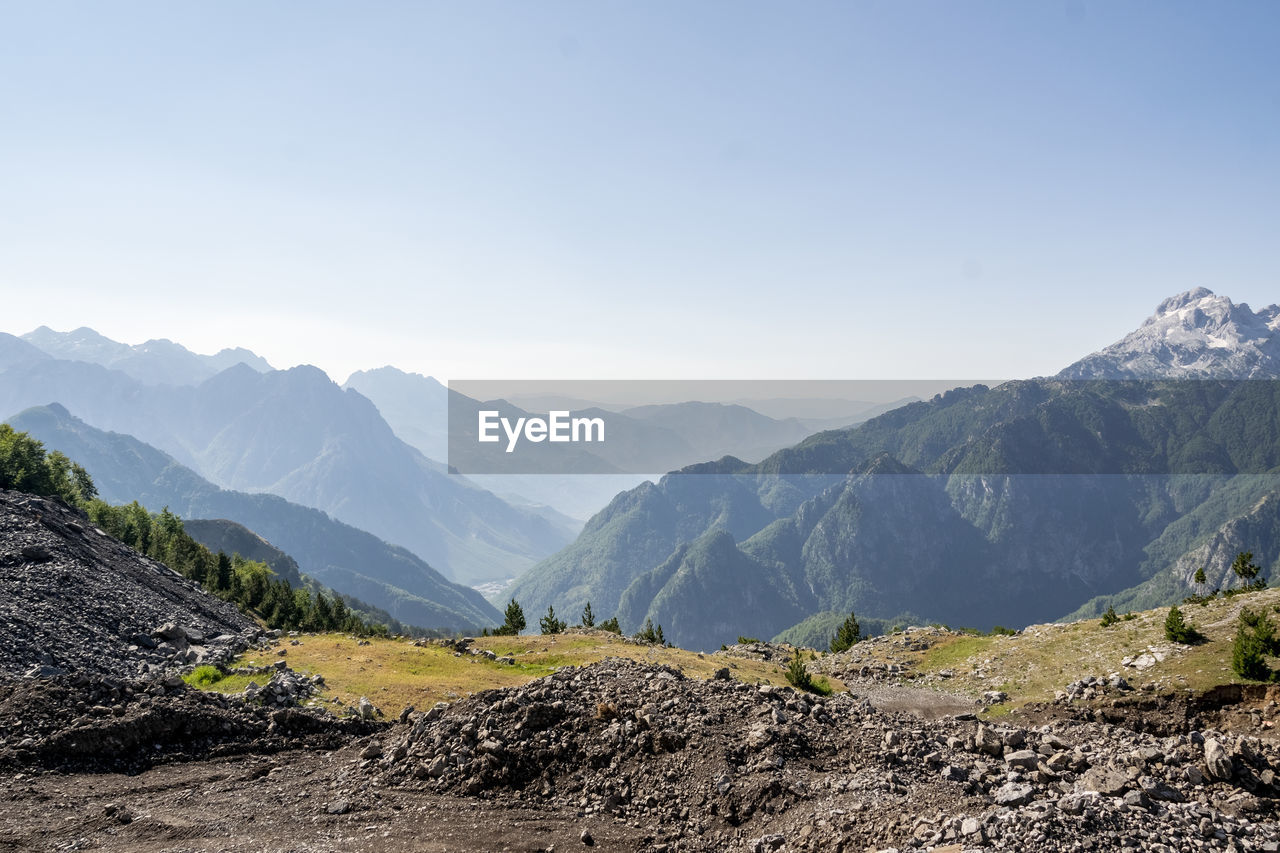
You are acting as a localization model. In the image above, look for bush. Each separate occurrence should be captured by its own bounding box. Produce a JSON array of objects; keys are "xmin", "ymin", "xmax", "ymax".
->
[
  {"xmin": 737, "ymin": 636, "xmax": 760, "ymax": 645},
  {"xmin": 829, "ymin": 611, "xmax": 862, "ymax": 653},
  {"xmin": 1100, "ymin": 605, "xmax": 1119, "ymax": 627},
  {"xmin": 598, "ymin": 616, "xmax": 621, "ymax": 635}
]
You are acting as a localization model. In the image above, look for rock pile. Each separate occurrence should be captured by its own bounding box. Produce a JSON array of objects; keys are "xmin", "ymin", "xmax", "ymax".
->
[
  {"xmin": 0, "ymin": 671, "xmax": 378, "ymax": 773},
  {"xmin": 240, "ymin": 666, "xmax": 324, "ymax": 708},
  {"xmin": 0, "ymin": 489, "xmax": 258, "ymax": 679},
  {"xmin": 362, "ymin": 658, "xmax": 1280, "ymax": 852}
]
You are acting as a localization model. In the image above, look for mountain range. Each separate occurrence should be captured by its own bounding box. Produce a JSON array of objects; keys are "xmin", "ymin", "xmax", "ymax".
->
[
  {"xmin": 509, "ymin": 289, "xmax": 1280, "ymax": 650},
  {"xmin": 0, "ymin": 340, "xmax": 572, "ymax": 586},
  {"xmin": 6, "ymin": 403, "xmax": 501, "ymax": 631}
]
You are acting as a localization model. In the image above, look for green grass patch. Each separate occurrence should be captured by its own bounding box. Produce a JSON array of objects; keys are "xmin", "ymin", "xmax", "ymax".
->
[
  {"xmin": 918, "ymin": 635, "xmax": 994, "ymax": 673},
  {"xmin": 183, "ymin": 669, "xmax": 260, "ymax": 694}
]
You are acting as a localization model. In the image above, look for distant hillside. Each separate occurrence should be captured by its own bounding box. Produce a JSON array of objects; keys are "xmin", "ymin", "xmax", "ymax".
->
[
  {"xmin": 22, "ymin": 326, "xmax": 274, "ymax": 385},
  {"xmin": 6, "ymin": 404, "xmax": 502, "ymax": 633},
  {"xmin": 0, "ymin": 353, "xmax": 571, "ymax": 585}
]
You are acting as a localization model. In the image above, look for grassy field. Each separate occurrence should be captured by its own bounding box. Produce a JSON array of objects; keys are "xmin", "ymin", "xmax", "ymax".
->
[
  {"xmin": 203, "ymin": 630, "xmax": 845, "ymax": 716},
  {"xmin": 913, "ymin": 586, "xmax": 1280, "ymax": 707}
]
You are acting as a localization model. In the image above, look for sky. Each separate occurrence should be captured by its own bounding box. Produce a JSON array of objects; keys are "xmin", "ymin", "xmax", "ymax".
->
[{"xmin": 1, "ymin": 1, "xmax": 1277, "ymax": 382}]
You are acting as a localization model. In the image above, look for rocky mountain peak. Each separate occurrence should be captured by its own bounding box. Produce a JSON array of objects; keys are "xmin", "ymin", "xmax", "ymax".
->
[{"xmin": 1059, "ymin": 289, "xmax": 1280, "ymax": 379}]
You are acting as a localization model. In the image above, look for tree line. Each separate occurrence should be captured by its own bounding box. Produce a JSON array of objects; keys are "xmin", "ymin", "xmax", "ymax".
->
[{"xmin": 0, "ymin": 425, "xmax": 389, "ymax": 637}]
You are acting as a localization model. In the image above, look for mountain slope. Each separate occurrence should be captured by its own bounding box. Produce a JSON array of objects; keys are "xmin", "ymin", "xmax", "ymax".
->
[
  {"xmin": 513, "ymin": 372, "xmax": 1280, "ymax": 649},
  {"xmin": 0, "ymin": 354, "xmax": 571, "ymax": 585},
  {"xmin": 1059, "ymin": 288, "xmax": 1280, "ymax": 379},
  {"xmin": 5, "ymin": 404, "xmax": 502, "ymax": 632}
]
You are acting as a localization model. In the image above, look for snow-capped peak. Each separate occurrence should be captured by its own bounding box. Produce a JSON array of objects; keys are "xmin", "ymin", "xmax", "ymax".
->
[{"xmin": 1058, "ymin": 289, "xmax": 1280, "ymax": 379}]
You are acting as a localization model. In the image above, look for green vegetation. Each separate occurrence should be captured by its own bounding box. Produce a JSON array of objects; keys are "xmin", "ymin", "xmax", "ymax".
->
[
  {"xmin": 494, "ymin": 599, "xmax": 526, "ymax": 636},
  {"xmin": 598, "ymin": 616, "xmax": 621, "ymax": 634},
  {"xmin": 1163, "ymin": 605, "xmax": 1203, "ymax": 644},
  {"xmin": 1232, "ymin": 551, "xmax": 1267, "ymax": 591},
  {"xmin": 634, "ymin": 617, "xmax": 666, "ymax": 646},
  {"xmin": 188, "ymin": 665, "xmax": 224, "ymax": 686},
  {"xmin": 580, "ymin": 601, "xmax": 595, "ymax": 628},
  {"xmin": 1232, "ymin": 607, "xmax": 1278, "ymax": 681},
  {"xmin": 0, "ymin": 425, "xmax": 97, "ymax": 506},
  {"xmin": 88, "ymin": 500, "xmax": 387, "ymax": 636},
  {"xmin": 784, "ymin": 649, "xmax": 832, "ymax": 695},
  {"xmin": 1100, "ymin": 604, "xmax": 1120, "ymax": 627},
  {"xmin": 539, "ymin": 605, "xmax": 565, "ymax": 635},
  {"xmin": 737, "ymin": 636, "xmax": 760, "ymax": 645},
  {"xmin": 829, "ymin": 610, "xmax": 862, "ymax": 652}
]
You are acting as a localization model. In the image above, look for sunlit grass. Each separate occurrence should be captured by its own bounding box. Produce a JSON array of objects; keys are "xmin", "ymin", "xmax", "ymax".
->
[{"xmin": 209, "ymin": 630, "xmax": 847, "ymax": 715}]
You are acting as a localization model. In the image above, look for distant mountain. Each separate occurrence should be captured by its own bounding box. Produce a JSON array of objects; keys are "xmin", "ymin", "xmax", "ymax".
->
[
  {"xmin": 347, "ymin": 367, "xmax": 861, "ymax": 522},
  {"xmin": 511, "ymin": 371, "xmax": 1280, "ymax": 649},
  {"xmin": 6, "ymin": 404, "xmax": 502, "ymax": 632},
  {"xmin": 22, "ymin": 326, "xmax": 274, "ymax": 386},
  {"xmin": 0, "ymin": 333, "xmax": 52, "ymax": 370},
  {"xmin": 1059, "ymin": 288, "xmax": 1280, "ymax": 379},
  {"xmin": 0, "ymin": 354, "xmax": 571, "ymax": 585}
]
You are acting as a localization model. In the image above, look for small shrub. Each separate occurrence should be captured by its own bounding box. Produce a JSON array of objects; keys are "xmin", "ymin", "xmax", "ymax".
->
[
  {"xmin": 785, "ymin": 650, "xmax": 812, "ymax": 692},
  {"xmin": 737, "ymin": 636, "xmax": 760, "ymax": 645},
  {"xmin": 189, "ymin": 665, "xmax": 223, "ymax": 687},
  {"xmin": 598, "ymin": 616, "xmax": 621, "ymax": 635},
  {"xmin": 988, "ymin": 625, "xmax": 1017, "ymax": 636},
  {"xmin": 1100, "ymin": 605, "xmax": 1119, "ymax": 627},
  {"xmin": 1164, "ymin": 605, "xmax": 1202, "ymax": 644}
]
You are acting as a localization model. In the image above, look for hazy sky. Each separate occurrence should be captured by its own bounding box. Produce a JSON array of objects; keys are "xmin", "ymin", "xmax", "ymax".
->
[{"xmin": 2, "ymin": 2, "xmax": 1276, "ymax": 382}]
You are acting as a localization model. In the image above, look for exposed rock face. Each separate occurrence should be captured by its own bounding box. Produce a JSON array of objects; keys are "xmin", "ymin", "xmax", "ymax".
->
[
  {"xmin": 0, "ymin": 488, "xmax": 258, "ymax": 679},
  {"xmin": 362, "ymin": 658, "xmax": 1280, "ymax": 851},
  {"xmin": 1060, "ymin": 288, "xmax": 1280, "ymax": 379}
]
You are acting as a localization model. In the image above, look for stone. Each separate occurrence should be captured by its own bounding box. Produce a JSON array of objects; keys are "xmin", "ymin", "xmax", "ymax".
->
[
  {"xmin": 1005, "ymin": 749, "xmax": 1039, "ymax": 770},
  {"xmin": 326, "ymin": 800, "xmax": 351, "ymax": 815},
  {"xmin": 994, "ymin": 782, "xmax": 1034, "ymax": 807},
  {"xmin": 1204, "ymin": 738, "xmax": 1234, "ymax": 781},
  {"xmin": 1077, "ymin": 767, "xmax": 1128, "ymax": 797}
]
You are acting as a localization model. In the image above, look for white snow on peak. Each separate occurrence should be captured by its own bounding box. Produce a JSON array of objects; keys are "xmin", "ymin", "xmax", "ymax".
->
[{"xmin": 1059, "ymin": 289, "xmax": 1280, "ymax": 379}]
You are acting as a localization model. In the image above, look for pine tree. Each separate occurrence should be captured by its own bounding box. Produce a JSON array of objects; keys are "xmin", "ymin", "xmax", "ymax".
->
[
  {"xmin": 496, "ymin": 598, "xmax": 526, "ymax": 636},
  {"xmin": 786, "ymin": 649, "xmax": 813, "ymax": 691},
  {"xmin": 1233, "ymin": 620, "xmax": 1271, "ymax": 681},
  {"xmin": 1164, "ymin": 605, "xmax": 1199, "ymax": 644},
  {"xmin": 598, "ymin": 616, "xmax": 621, "ymax": 635},
  {"xmin": 830, "ymin": 610, "xmax": 862, "ymax": 652},
  {"xmin": 1100, "ymin": 604, "xmax": 1119, "ymax": 627},
  {"xmin": 581, "ymin": 601, "xmax": 595, "ymax": 628},
  {"xmin": 1232, "ymin": 551, "xmax": 1266, "ymax": 590},
  {"xmin": 540, "ymin": 605, "xmax": 565, "ymax": 635},
  {"xmin": 1194, "ymin": 567, "xmax": 1207, "ymax": 587}
]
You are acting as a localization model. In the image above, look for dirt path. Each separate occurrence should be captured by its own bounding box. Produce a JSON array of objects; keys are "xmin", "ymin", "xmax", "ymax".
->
[
  {"xmin": 850, "ymin": 682, "xmax": 977, "ymax": 719},
  {"xmin": 0, "ymin": 745, "xmax": 644, "ymax": 853}
]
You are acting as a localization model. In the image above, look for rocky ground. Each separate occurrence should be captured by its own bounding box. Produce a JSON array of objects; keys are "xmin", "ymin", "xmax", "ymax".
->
[
  {"xmin": 5, "ymin": 656, "xmax": 1280, "ymax": 851},
  {"xmin": 7, "ymin": 488, "xmax": 1280, "ymax": 850},
  {"xmin": 0, "ymin": 489, "xmax": 259, "ymax": 679}
]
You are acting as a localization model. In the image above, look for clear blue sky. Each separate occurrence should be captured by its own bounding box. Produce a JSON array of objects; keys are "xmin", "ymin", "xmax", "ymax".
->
[{"xmin": 1, "ymin": 1, "xmax": 1276, "ymax": 381}]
